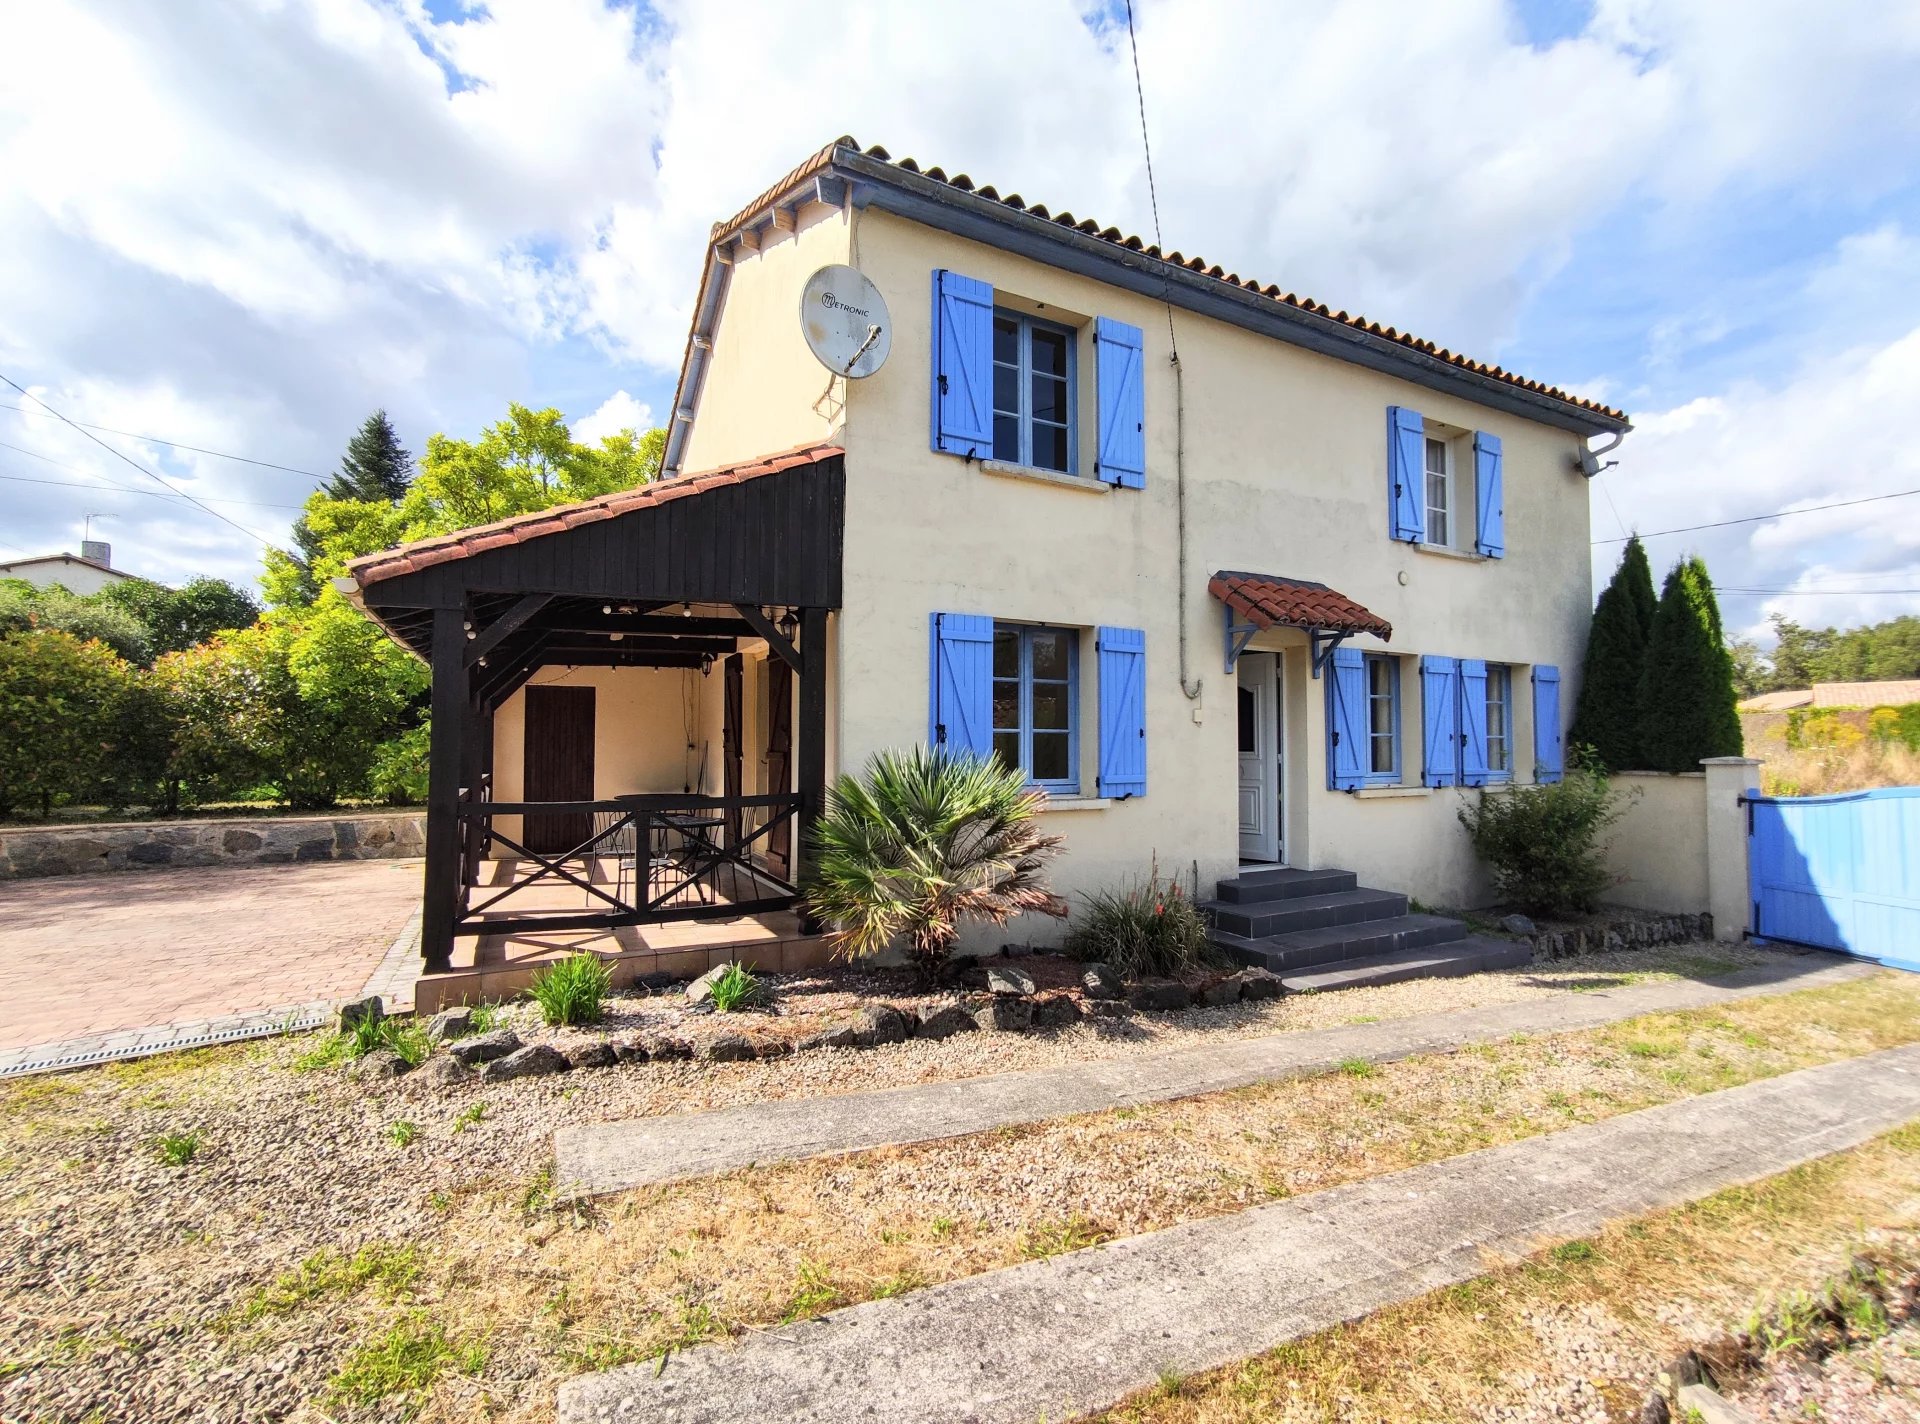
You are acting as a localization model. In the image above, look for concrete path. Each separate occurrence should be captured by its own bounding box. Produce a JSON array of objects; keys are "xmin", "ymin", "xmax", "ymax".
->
[
  {"xmin": 555, "ymin": 954, "xmax": 1871, "ymax": 1197},
  {"xmin": 558, "ymin": 1041, "xmax": 1920, "ymax": 1424}
]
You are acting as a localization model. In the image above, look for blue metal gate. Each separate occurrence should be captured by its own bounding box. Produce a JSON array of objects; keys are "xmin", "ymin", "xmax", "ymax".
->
[{"xmin": 1747, "ymin": 786, "xmax": 1920, "ymax": 971}]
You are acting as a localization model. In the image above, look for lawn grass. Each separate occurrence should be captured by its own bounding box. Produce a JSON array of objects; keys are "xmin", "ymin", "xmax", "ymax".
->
[{"xmin": 1090, "ymin": 1123, "xmax": 1920, "ymax": 1422}]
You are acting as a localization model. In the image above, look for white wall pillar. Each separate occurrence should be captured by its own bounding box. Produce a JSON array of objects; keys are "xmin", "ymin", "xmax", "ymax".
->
[{"xmin": 1702, "ymin": 756, "xmax": 1762, "ymax": 943}]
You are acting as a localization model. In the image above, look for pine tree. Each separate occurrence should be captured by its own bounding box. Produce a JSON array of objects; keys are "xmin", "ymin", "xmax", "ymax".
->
[
  {"xmin": 1637, "ymin": 555, "xmax": 1743, "ymax": 772},
  {"xmin": 1569, "ymin": 535, "xmax": 1657, "ymax": 770},
  {"xmin": 327, "ymin": 410, "xmax": 414, "ymax": 503}
]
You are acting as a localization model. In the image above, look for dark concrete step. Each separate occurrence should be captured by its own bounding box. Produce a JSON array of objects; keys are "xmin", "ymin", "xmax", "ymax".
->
[
  {"xmin": 1212, "ymin": 913, "xmax": 1470, "ymax": 973},
  {"xmin": 1278, "ymin": 937, "xmax": 1533, "ymax": 995},
  {"xmin": 1202, "ymin": 887, "xmax": 1409, "ymax": 940},
  {"xmin": 1212, "ymin": 866, "xmax": 1359, "ymax": 905}
]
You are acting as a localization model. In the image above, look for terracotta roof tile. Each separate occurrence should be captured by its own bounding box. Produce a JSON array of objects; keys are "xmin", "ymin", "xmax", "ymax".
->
[
  {"xmin": 694, "ymin": 139, "xmax": 1625, "ymax": 429},
  {"xmin": 345, "ymin": 442, "xmax": 843, "ymax": 589},
  {"xmin": 1210, "ymin": 571, "xmax": 1392, "ymax": 641}
]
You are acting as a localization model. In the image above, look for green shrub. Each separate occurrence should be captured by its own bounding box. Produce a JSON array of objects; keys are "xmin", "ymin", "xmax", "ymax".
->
[
  {"xmin": 154, "ymin": 1130, "xmax": 201, "ymax": 1167},
  {"xmin": 528, "ymin": 953, "xmax": 611, "ymax": 1026},
  {"xmin": 707, "ymin": 962, "xmax": 762, "ymax": 1013},
  {"xmin": 368, "ymin": 725, "xmax": 430, "ymax": 805},
  {"xmin": 1062, "ymin": 868, "xmax": 1219, "ymax": 979},
  {"xmin": 1457, "ymin": 761, "xmax": 1630, "ymax": 917}
]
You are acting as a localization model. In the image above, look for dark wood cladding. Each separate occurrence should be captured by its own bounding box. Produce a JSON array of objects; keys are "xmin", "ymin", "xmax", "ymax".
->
[{"xmin": 362, "ymin": 458, "xmax": 845, "ymax": 648}]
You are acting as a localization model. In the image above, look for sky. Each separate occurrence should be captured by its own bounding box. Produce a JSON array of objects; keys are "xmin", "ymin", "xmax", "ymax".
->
[{"xmin": 3, "ymin": 0, "xmax": 1919, "ymax": 644}]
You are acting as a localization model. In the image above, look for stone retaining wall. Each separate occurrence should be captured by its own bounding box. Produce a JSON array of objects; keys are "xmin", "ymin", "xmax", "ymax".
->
[
  {"xmin": 1527, "ymin": 911, "xmax": 1713, "ymax": 960},
  {"xmin": 0, "ymin": 812, "xmax": 425, "ymax": 879}
]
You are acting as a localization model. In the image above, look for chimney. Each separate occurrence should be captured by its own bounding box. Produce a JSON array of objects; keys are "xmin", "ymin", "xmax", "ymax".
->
[{"xmin": 81, "ymin": 540, "xmax": 112, "ymax": 568}]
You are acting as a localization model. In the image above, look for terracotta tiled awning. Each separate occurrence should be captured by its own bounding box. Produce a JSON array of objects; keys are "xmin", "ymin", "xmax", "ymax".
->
[{"xmin": 1209, "ymin": 571, "xmax": 1392, "ymax": 641}]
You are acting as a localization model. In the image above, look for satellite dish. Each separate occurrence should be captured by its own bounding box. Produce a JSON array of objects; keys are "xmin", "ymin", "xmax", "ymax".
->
[{"xmin": 800, "ymin": 265, "xmax": 891, "ymax": 378}]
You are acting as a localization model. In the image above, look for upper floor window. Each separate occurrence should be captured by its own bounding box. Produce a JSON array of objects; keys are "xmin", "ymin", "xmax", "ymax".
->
[
  {"xmin": 993, "ymin": 311, "xmax": 1076, "ymax": 473},
  {"xmin": 1485, "ymin": 664, "xmax": 1513, "ymax": 778},
  {"xmin": 992, "ymin": 623, "xmax": 1078, "ymax": 791},
  {"xmin": 1424, "ymin": 436, "xmax": 1452, "ymax": 547},
  {"xmin": 1366, "ymin": 653, "xmax": 1401, "ymax": 781}
]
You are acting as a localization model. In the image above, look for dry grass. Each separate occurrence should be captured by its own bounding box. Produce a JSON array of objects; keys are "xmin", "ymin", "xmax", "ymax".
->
[
  {"xmin": 342, "ymin": 972, "xmax": 1920, "ymax": 1420},
  {"xmin": 1091, "ymin": 1122, "xmax": 1920, "ymax": 1423},
  {"xmin": 1762, "ymin": 736, "xmax": 1920, "ymax": 796}
]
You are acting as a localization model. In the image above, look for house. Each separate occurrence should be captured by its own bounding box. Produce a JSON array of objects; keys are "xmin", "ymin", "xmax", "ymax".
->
[
  {"xmin": 0, "ymin": 541, "xmax": 134, "ymax": 596},
  {"xmin": 345, "ymin": 138, "xmax": 1631, "ymax": 1000}
]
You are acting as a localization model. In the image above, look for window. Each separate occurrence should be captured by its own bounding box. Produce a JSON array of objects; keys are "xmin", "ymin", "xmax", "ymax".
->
[
  {"xmin": 1365, "ymin": 653, "xmax": 1400, "ymax": 781},
  {"xmin": 1485, "ymin": 664, "xmax": 1513, "ymax": 778},
  {"xmin": 1424, "ymin": 435, "xmax": 1451, "ymax": 546},
  {"xmin": 992, "ymin": 624, "xmax": 1078, "ymax": 790},
  {"xmin": 993, "ymin": 311, "xmax": 1075, "ymax": 473}
]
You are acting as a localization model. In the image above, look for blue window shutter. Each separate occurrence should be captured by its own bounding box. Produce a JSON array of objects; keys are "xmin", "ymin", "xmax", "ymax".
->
[
  {"xmin": 1094, "ymin": 317, "xmax": 1146, "ymax": 488},
  {"xmin": 1420, "ymin": 656, "xmax": 1460, "ymax": 787},
  {"xmin": 928, "ymin": 612, "xmax": 994, "ymax": 758},
  {"xmin": 931, "ymin": 271, "xmax": 993, "ymax": 457},
  {"xmin": 1326, "ymin": 645, "xmax": 1368, "ymax": 791},
  {"xmin": 1095, "ymin": 626, "xmax": 1146, "ymax": 797},
  {"xmin": 1532, "ymin": 664, "xmax": 1563, "ymax": 783},
  {"xmin": 1473, "ymin": 432, "xmax": 1505, "ymax": 558},
  {"xmin": 1387, "ymin": 406, "xmax": 1425, "ymax": 542},
  {"xmin": 1458, "ymin": 658, "xmax": 1491, "ymax": 786}
]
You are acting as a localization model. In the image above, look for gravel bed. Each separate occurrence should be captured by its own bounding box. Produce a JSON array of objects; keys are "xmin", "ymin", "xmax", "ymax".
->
[{"xmin": 0, "ymin": 940, "xmax": 1801, "ymax": 1423}]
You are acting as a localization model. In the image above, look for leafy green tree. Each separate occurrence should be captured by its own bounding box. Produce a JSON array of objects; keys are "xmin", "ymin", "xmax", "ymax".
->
[
  {"xmin": 98, "ymin": 576, "xmax": 258, "ymax": 657},
  {"xmin": 0, "ymin": 579, "xmax": 151, "ymax": 664},
  {"xmin": 1638, "ymin": 556, "xmax": 1743, "ymax": 771},
  {"xmin": 1766, "ymin": 613, "xmax": 1920, "ymax": 691},
  {"xmin": 0, "ymin": 630, "xmax": 135, "ymax": 817},
  {"xmin": 1727, "ymin": 637, "xmax": 1769, "ymax": 700},
  {"xmin": 1570, "ymin": 535, "xmax": 1657, "ymax": 770}
]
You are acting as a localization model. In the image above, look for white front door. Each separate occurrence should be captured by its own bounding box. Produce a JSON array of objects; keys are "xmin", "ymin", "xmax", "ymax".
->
[{"xmin": 1237, "ymin": 653, "xmax": 1279, "ymax": 862}]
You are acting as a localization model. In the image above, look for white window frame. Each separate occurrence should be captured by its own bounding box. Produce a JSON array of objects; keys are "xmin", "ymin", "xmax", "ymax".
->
[
  {"xmin": 1423, "ymin": 435, "xmax": 1452, "ymax": 548},
  {"xmin": 1486, "ymin": 664, "xmax": 1513, "ymax": 779}
]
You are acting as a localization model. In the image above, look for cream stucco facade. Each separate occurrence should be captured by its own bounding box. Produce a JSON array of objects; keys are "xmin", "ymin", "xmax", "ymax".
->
[{"xmin": 584, "ymin": 158, "xmax": 1618, "ymax": 934}]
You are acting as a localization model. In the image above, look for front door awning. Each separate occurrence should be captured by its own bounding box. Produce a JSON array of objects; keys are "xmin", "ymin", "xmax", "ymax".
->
[{"xmin": 1209, "ymin": 570, "xmax": 1392, "ymax": 677}]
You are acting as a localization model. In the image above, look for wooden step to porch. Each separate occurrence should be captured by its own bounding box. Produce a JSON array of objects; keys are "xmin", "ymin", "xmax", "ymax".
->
[{"xmin": 1276, "ymin": 936, "xmax": 1533, "ymax": 994}]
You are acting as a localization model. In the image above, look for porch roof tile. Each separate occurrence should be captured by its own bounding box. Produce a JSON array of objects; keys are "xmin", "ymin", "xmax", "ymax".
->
[
  {"xmin": 346, "ymin": 441, "xmax": 844, "ymax": 589},
  {"xmin": 1210, "ymin": 570, "xmax": 1393, "ymax": 641}
]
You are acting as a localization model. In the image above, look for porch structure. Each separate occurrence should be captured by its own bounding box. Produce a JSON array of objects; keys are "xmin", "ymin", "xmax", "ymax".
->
[{"xmin": 344, "ymin": 443, "xmax": 845, "ymax": 981}]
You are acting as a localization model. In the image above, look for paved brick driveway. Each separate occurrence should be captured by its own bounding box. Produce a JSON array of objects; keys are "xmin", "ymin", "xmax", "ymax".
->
[{"xmin": 0, "ymin": 860, "xmax": 421, "ymax": 1052}]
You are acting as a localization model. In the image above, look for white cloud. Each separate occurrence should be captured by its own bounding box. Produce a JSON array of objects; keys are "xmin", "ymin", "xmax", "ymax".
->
[{"xmin": 572, "ymin": 390, "xmax": 653, "ymax": 445}]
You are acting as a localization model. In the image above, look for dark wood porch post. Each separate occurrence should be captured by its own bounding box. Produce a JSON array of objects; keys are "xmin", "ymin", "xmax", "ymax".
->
[
  {"xmin": 796, "ymin": 606, "xmax": 829, "ymax": 894},
  {"xmin": 421, "ymin": 605, "xmax": 467, "ymax": 974}
]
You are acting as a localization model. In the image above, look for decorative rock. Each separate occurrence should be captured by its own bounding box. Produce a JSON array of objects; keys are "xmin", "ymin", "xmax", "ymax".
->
[
  {"xmin": 684, "ymin": 965, "xmax": 728, "ymax": 1006},
  {"xmin": 986, "ymin": 966, "xmax": 1036, "ymax": 997},
  {"xmin": 563, "ymin": 1040, "xmax": 617, "ymax": 1070},
  {"xmin": 609, "ymin": 1037, "xmax": 650, "ymax": 1064},
  {"xmin": 1229, "ymin": 967, "xmax": 1285, "ymax": 1001},
  {"xmin": 700, "ymin": 1034, "xmax": 756, "ymax": 1063},
  {"xmin": 424, "ymin": 1006, "xmax": 473, "ymax": 1043},
  {"xmin": 1605, "ymin": 930, "xmax": 1625, "ymax": 950},
  {"xmin": 480, "ymin": 1044, "xmax": 569, "ymax": 1082},
  {"xmin": 1032, "ymin": 994, "xmax": 1082, "ymax": 1027},
  {"xmin": 1665, "ymin": 1351, "xmax": 1711, "ymax": 1389},
  {"xmin": 915, "ymin": 1002, "xmax": 979, "ymax": 1040},
  {"xmin": 639, "ymin": 1033, "xmax": 692, "ymax": 1062},
  {"xmin": 999, "ymin": 942, "xmax": 1035, "ymax": 958},
  {"xmin": 1082, "ymin": 998, "xmax": 1133, "ymax": 1019},
  {"xmin": 337, "ymin": 996, "xmax": 384, "ymax": 1033},
  {"xmin": 974, "ymin": 997, "xmax": 1033, "ymax": 1032},
  {"xmin": 1080, "ymin": 963, "xmax": 1125, "ymax": 1000},
  {"xmin": 1200, "ymin": 979, "xmax": 1243, "ymax": 1008},
  {"xmin": 1499, "ymin": 913, "xmax": 1537, "ymax": 936},
  {"xmin": 1129, "ymin": 981, "xmax": 1192, "ymax": 1012},
  {"xmin": 797, "ymin": 1022, "xmax": 859, "ymax": 1052},
  {"xmin": 447, "ymin": 1029, "xmax": 522, "ymax": 1067},
  {"xmin": 1636, "ymin": 1391, "xmax": 1670, "ymax": 1424},
  {"xmin": 349, "ymin": 1048, "xmax": 408, "ymax": 1081},
  {"xmin": 421, "ymin": 1055, "xmax": 471, "ymax": 1086},
  {"xmin": 852, "ymin": 1004, "xmax": 912, "ymax": 1047}
]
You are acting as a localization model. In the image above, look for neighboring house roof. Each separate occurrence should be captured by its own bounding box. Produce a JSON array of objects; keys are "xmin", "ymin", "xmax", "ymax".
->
[
  {"xmin": 0, "ymin": 552, "xmax": 129, "ymax": 581},
  {"xmin": 346, "ymin": 442, "xmax": 844, "ymax": 588},
  {"xmin": 1210, "ymin": 571, "xmax": 1393, "ymax": 641},
  {"xmin": 1738, "ymin": 689, "xmax": 1814, "ymax": 712},
  {"xmin": 1738, "ymin": 680, "xmax": 1920, "ymax": 713},
  {"xmin": 666, "ymin": 137, "xmax": 1629, "ymax": 475}
]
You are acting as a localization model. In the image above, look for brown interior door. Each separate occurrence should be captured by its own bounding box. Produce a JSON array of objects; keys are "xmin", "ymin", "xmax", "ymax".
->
[
  {"xmin": 722, "ymin": 657, "xmax": 743, "ymax": 846},
  {"xmin": 523, "ymin": 685, "xmax": 596, "ymax": 854},
  {"xmin": 765, "ymin": 659, "xmax": 792, "ymax": 874}
]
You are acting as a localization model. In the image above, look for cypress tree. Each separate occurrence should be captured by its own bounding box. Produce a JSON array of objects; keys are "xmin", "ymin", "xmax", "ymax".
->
[
  {"xmin": 327, "ymin": 410, "xmax": 414, "ymax": 503},
  {"xmin": 1636, "ymin": 555, "xmax": 1743, "ymax": 772},
  {"xmin": 1569, "ymin": 535, "xmax": 1657, "ymax": 770}
]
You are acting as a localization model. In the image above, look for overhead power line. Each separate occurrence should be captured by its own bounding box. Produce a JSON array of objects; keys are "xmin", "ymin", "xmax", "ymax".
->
[
  {"xmin": 0, "ymin": 402, "xmax": 328, "ymax": 481},
  {"xmin": 0, "ymin": 471, "xmax": 309, "ymax": 512},
  {"xmin": 1718, "ymin": 586, "xmax": 1920, "ymax": 597},
  {"xmin": 0, "ymin": 375, "xmax": 281, "ymax": 550},
  {"xmin": 1593, "ymin": 486, "xmax": 1920, "ymax": 544}
]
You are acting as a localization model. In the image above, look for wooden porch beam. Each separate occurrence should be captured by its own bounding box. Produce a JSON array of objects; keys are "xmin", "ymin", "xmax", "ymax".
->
[
  {"xmin": 796, "ymin": 606, "xmax": 828, "ymax": 915},
  {"xmin": 465, "ymin": 592, "xmax": 550, "ymax": 666},
  {"xmin": 731, "ymin": 603, "xmax": 803, "ymax": 674},
  {"xmin": 421, "ymin": 606, "xmax": 467, "ymax": 975}
]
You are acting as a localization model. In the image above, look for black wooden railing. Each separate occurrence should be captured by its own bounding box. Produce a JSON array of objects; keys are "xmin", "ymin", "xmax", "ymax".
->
[{"xmin": 452, "ymin": 792, "xmax": 802, "ymax": 937}]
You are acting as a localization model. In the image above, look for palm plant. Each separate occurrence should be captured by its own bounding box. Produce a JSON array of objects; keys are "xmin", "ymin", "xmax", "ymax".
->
[{"xmin": 804, "ymin": 747, "xmax": 1066, "ymax": 973}]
